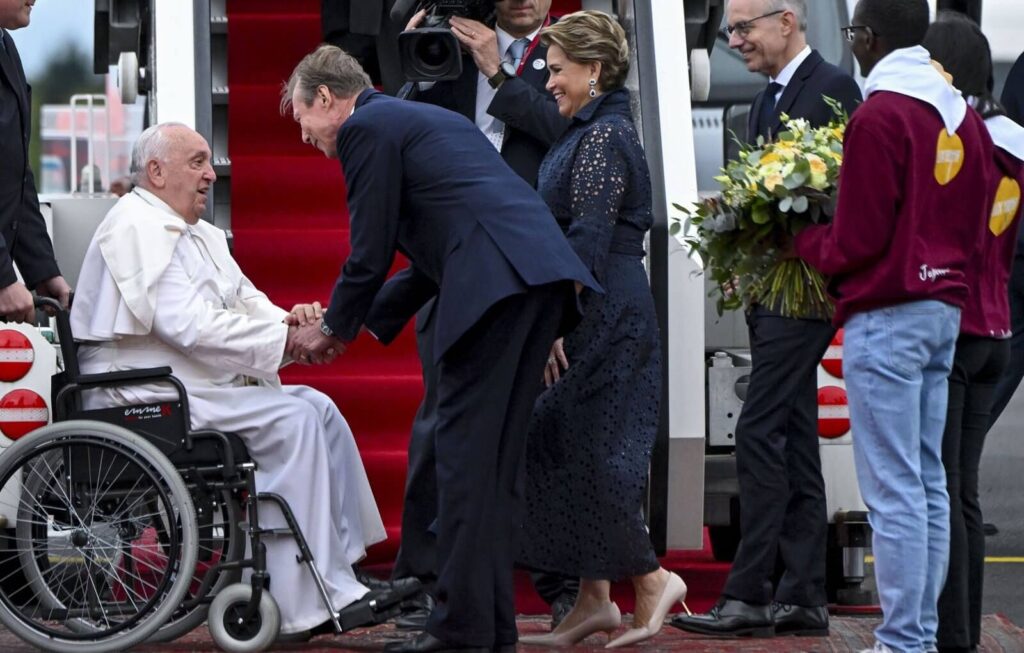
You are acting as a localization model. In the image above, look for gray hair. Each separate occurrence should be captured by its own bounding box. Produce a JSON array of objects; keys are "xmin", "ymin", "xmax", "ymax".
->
[
  {"xmin": 280, "ymin": 45, "xmax": 372, "ymax": 115},
  {"xmin": 129, "ymin": 122, "xmax": 189, "ymax": 186},
  {"xmin": 767, "ymin": 0, "xmax": 808, "ymax": 31}
]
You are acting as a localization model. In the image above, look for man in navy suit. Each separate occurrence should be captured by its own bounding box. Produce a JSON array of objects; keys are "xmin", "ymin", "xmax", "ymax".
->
[
  {"xmin": 396, "ymin": 0, "xmax": 577, "ymax": 630},
  {"xmin": 282, "ymin": 45, "xmax": 598, "ymax": 653},
  {"xmin": 0, "ymin": 0, "xmax": 71, "ymax": 321},
  {"xmin": 672, "ymin": 0, "xmax": 861, "ymax": 639}
]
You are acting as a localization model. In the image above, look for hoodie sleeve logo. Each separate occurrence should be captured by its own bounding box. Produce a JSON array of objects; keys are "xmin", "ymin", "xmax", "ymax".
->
[
  {"xmin": 934, "ymin": 130, "xmax": 965, "ymax": 186},
  {"xmin": 990, "ymin": 176, "xmax": 1022, "ymax": 237}
]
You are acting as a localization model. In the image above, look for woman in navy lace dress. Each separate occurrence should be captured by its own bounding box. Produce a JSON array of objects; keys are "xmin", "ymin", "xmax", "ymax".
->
[{"xmin": 518, "ymin": 11, "xmax": 688, "ymax": 649}]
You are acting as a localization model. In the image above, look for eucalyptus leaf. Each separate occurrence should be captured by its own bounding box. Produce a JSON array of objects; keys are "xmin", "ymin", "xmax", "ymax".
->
[
  {"xmin": 792, "ymin": 195, "xmax": 810, "ymax": 213},
  {"xmin": 779, "ymin": 196, "xmax": 794, "ymax": 213}
]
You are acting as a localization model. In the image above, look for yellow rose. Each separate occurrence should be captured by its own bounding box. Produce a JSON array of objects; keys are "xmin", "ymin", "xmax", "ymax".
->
[
  {"xmin": 760, "ymin": 152, "xmax": 781, "ymax": 166},
  {"xmin": 764, "ymin": 173, "xmax": 784, "ymax": 192},
  {"xmin": 807, "ymin": 154, "xmax": 828, "ymax": 176}
]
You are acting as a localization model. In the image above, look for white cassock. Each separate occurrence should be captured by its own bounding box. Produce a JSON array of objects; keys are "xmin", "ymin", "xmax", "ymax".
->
[{"xmin": 69, "ymin": 188, "xmax": 387, "ymax": 634}]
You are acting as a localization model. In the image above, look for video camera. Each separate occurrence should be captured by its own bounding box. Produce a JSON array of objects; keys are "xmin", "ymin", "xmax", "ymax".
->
[{"xmin": 393, "ymin": 0, "xmax": 497, "ymax": 82}]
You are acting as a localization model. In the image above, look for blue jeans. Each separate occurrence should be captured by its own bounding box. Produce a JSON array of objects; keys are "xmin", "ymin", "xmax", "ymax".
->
[{"xmin": 843, "ymin": 301, "xmax": 960, "ymax": 653}]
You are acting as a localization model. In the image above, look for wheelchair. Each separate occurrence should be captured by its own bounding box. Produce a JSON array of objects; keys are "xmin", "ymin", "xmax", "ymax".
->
[{"xmin": 0, "ymin": 298, "xmax": 408, "ymax": 652}]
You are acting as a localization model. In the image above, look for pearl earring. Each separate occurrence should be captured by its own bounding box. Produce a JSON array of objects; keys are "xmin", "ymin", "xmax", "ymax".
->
[{"xmin": 589, "ymin": 79, "xmax": 597, "ymax": 98}]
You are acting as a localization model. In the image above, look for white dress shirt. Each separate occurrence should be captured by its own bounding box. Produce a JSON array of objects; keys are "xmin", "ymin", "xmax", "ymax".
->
[{"xmin": 477, "ymin": 24, "xmax": 543, "ymax": 151}]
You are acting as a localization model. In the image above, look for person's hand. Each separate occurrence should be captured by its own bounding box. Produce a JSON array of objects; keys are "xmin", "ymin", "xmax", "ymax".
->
[
  {"xmin": 543, "ymin": 338, "xmax": 568, "ymax": 387},
  {"xmin": 286, "ymin": 320, "xmax": 346, "ymax": 365},
  {"xmin": 0, "ymin": 282, "xmax": 36, "ymax": 323},
  {"xmin": 36, "ymin": 275, "xmax": 72, "ymax": 310},
  {"xmin": 405, "ymin": 8, "xmax": 428, "ymax": 31},
  {"xmin": 285, "ymin": 301, "xmax": 323, "ymax": 327},
  {"xmin": 449, "ymin": 17, "xmax": 502, "ymax": 77}
]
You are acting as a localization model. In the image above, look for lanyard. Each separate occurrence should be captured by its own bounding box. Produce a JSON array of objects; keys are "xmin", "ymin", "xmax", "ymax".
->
[{"xmin": 515, "ymin": 15, "xmax": 551, "ymax": 75}]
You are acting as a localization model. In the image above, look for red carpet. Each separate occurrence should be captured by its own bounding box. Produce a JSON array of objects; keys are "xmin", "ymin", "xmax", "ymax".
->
[{"xmin": 226, "ymin": 0, "xmax": 731, "ymax": 614}]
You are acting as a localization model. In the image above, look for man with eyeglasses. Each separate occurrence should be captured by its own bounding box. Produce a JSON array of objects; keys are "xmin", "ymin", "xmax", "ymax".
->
[{"xmin": 671, "ymin": 0, "xmax": 860, "ymax": 640}]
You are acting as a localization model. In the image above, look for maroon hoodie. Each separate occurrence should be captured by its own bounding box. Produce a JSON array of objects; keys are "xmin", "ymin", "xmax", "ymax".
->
[
  {"xmin": 795, "ymin": 92, "xmax": 994, "ymax": 326},
  {"xmin": 960, "ymin": 146, "xmax": 1024, "ymax": 338}
]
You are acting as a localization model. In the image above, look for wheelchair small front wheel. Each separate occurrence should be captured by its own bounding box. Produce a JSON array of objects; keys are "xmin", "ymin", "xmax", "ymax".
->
[{"xmin": 208, "ymin": 583, "xmax": 280, "ymax": 653}]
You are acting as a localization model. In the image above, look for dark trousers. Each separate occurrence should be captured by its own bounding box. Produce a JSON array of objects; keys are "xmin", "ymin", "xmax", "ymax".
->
[
  {"xmin": 987, "ymin": 255, "xmax": 1024, "ymax": 428},
  {"xmin": 393, "ymin": 303, "xmax": 578, "ymax": 606},
  {"xmin": 427, "ymin": 284, "xmax": 567, "ymax": 647},
  {"xmin": 392, "ymin": 303, "xmax": 440, "ymax": 585},
  {"xmin": 937, "ymin": 336, "xmax": 1009, "ymax": 651},
  {"xmin": 722, "ymin": 307, "xmax": 834, "ymax": 607}
]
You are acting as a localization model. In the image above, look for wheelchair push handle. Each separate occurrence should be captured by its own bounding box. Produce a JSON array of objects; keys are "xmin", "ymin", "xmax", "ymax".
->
[{"xmin": 33, "ymin": 295, "xmax": 65, "ymax": 315}]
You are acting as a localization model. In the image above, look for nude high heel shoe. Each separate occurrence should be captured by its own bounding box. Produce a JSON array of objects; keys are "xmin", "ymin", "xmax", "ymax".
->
[
  {"xmin": 519, "ymin": 601, "xmax": 622, "ymax": 647},
  {"xmin": 605, "ymin": 572, "xmax": 689, "ymax": 649}
]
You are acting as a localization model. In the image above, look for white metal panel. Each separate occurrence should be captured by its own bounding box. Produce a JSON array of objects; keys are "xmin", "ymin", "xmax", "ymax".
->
[
  {"xmin": 153, "ymin": 0, "xmax": 197, "ymax": 127},
  {"xmin": 644, "ymin": 0, "xmax": 706, "ymax": 549}
]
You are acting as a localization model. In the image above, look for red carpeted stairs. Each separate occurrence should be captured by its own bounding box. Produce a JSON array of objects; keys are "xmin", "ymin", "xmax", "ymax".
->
[{"xmin": 225, "ymin": 0, "xmax": 732, "ymax": 615}]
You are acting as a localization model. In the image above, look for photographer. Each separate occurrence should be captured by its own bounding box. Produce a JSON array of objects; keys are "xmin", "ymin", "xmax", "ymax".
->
[{"xmin": 391, "ymin": 0, "xmax": 577, "ymax": 633}]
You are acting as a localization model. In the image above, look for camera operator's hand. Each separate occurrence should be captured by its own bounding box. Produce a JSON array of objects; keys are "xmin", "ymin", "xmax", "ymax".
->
[
  {"xmin": 449, "ymin": 17, "xmax": 502, "ymax": 78},
  {"xmin": 405, "ymin": 8, "xmax": 428, "ymax": 31}
]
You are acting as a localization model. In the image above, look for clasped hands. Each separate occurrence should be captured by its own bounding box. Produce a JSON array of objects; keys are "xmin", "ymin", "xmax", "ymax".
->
[{"xmin": 284, "ymin": 301, "xmax": 347, "ymax": 366}]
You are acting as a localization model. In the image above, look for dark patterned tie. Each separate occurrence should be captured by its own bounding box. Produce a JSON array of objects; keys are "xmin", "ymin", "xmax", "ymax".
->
[{"xmin": 758, "ymin": 81, "xmax": 783, "ymax": 139}]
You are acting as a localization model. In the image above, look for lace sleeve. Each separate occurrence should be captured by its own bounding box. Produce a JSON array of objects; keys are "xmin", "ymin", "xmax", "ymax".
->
[{"xmin": 566, "ymin": 121, "xmax": 629, "ymax": 282}]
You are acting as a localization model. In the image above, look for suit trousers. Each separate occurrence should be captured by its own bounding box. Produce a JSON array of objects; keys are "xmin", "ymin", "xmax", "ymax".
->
[
  {"xmin": 426, "ymin": 283, "xmax": 568, "ymax": 647},
  {"xmin": 937, "ymin": 336, "xmax": 1009, "ymax": 651},
  {"xmin": 391, "ymin": 302, "xmax": 440, "ymax": 585},
  {"xmin": 722, "ymin": 306, "xmax": 834, "ymax": 607}
]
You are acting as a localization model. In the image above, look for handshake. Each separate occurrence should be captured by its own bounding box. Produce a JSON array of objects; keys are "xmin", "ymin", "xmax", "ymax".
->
[{"xmin": 284, "ymin": 302, "xmax": 347, "ymax": 365}]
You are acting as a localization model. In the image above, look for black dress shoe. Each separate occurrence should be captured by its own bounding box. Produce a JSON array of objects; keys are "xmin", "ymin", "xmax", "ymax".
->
[
  {"xmin": 384, "ymin": 631, "xmax": 489, "ymax": 653},
  {"xmin": 493, "ymin": 644, "xmax": 517, "ymax": 653},
  {"xmin": 669, "ymin": 598, "xmax": 774, "ymax": 638},
  {"xmin": 395, "ymin": 592, "xmax": 435, "ymax": 630},
  {"xmin": 354, "ymin": 567, "xmax": 424, "ymax": 600},
  {"xmin": 772, "ymin": 602, "xmax": 829, "ymax": 636},
  {"xmin": 550, "ymin": 592, "xmax": 575, "ymax": 630}
]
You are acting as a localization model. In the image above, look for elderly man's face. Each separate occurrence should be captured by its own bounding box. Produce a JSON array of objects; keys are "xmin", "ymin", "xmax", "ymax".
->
[
  {"xmin": 154, "ymin": 127, "xmax": 216, "ymax": 224},
  {"xmin": 0, "ymin": 0, "xmax": 35, "ymax": 30},
  {"xmin": 495, "ymin": 0, "xmax": 551, "ymax": 37},
  {"xmin": 292, "ymin": 86, "xmax": 346, "ymax": 159},
  {"xmin": 726, "ymin": 0, "xmax": 794, "ymax": 77}
]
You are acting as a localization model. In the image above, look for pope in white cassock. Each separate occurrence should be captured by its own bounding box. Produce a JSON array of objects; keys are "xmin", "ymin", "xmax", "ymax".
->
[{"xmin": 69, "ymin": 122, "xmax": 388, "ymax": 636}]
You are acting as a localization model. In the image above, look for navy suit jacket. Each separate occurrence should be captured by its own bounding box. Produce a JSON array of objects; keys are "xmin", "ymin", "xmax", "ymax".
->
[
  {"xmin": 0, "ymin": 31, "xmax": 60, "ymax": 288},
  {"xmin": 407, "ymin": 34, "xmax": 570, "ymax": 188},
  {"xmin": 324, "ymin": 89, "xmax": 598, "ymax": 362},
  {"xmin": 747, "ymin": 49, "xmax": 862, "ymax": 141}
]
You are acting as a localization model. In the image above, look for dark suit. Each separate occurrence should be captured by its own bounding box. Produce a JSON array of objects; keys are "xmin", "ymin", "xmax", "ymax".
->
[
  {"xmin": 1001, "ymin": 52, "xmax": 1024, "ymax": 127},
  {"xmin": 391, "ymin": 30, "xmax": 572, "ymax": 599},
  {"xmin": 327, "ymin": 90, "xmax": 597, "ymax": 647},
  {"xmin": 321, "ymin": 0, "xmax": 406, "ymax": 95},
  {"xmin": 722, "ymin": 49, "xmax": 862, "ymax": 608},
  {"xmin": 0, "ymin": 30, "xmax": 61, "ymax": 290}
]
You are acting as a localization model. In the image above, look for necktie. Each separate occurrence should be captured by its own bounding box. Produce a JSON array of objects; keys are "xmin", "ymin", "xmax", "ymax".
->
[
  {"xmin": 507, "ymin": 38, "xmax": 530, "ymax": 71},
  {"xmin": 758, "ymin": 81, "xmax": 783, "ymax": 139},
  {"xmin": 0, "ymin": 30, "xmax": 8, "ymax": 55}
]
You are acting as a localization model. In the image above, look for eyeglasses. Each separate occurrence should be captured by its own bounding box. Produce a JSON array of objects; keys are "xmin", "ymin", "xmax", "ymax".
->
[
  {"xmin": 841, "ymin": 25, "xmax": 876, "ymax": 43},
  {"xmin": 723, "ymin": 9, "xmax": 785, "ymax": 39}
]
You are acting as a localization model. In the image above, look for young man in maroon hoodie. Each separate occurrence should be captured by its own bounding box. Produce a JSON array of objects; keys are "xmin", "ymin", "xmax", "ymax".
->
[{"xmin": 794, "ymin": 1, "xmax": 995, "ymax": 652}]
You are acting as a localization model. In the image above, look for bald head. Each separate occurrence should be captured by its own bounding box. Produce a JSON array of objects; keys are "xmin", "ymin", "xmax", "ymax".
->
[{"xmin": 130, "ymin": 123, "xmax": 216, "ymax": 224}]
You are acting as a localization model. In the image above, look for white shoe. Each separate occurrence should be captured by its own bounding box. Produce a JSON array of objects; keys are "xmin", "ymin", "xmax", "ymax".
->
[
  {"xmin": 858, "ymin": 643, "xmax": 895, "ymax": 653},
  {"xmin": 605, "ymin": 572, "xmax": 688, "ymax": 649}
]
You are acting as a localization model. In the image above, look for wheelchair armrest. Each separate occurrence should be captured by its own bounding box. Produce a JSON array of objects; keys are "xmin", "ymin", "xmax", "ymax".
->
[{"xmin": 74, "ymin": 367, "xmax": 176, "ymax": 386}]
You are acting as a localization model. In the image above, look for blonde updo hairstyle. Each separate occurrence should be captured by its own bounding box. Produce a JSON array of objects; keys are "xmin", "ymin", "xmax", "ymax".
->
[{"xmin": 540, "ymin": 10, "xmax": 630, "ymax": 92}]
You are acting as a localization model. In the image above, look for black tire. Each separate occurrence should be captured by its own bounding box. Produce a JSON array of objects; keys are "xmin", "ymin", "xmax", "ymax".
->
[{"xmin": 0, "ymin": 421, "xmax": 198, "ymax": 653}]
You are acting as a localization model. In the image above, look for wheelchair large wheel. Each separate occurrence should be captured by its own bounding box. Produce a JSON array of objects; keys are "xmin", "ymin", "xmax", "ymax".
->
[
  {"xmin": 146, "ymin": 487, "xmax": 243, "ymax": 643},
  {"xmin": 208, "ymin": 582, "xmax": 280, "ymax": 653},
  {"xmin": 0, "ymin": 420, "xmax": 198, "ymax": 653}
]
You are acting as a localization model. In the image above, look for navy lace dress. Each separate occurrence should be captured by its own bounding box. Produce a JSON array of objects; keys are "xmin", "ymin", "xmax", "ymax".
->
[{"xmin": 519, "ymin": 89, "xmax": 662, "ymax": 579}]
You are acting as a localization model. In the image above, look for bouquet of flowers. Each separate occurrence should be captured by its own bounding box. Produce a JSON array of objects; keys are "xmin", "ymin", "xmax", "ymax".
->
[{"xmin": 671, "ymin": 101, "xmax": 847, "ymax": 318}]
